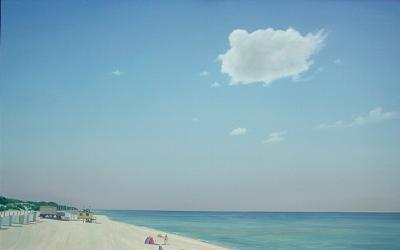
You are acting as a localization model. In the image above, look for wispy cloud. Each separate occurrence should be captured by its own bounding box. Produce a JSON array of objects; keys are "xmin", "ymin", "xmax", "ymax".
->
[
  {"xmin": 263, "ymin": 131, "xmax": 287, "ymax": 143},
  {"xmin": 351, "ymin": 107, "xmax": 396, "ymax": 126},
  {"xmin": 317, "ymin": 120, "xmax": 344, "ymax": 130},
  {"xmin": 230, "ymin": 127, "xmax": 247, "ymax": 136},
  {"xmin": 292, "ymin": 74, "xmax": 313, "ymax": 82},
  {"xmin": 192, "ymin": 117, "xmax": 199, "ymax": 122},
  {"xmin": 112, "ymin": 69, "xmax": 124, "ymax": 76},
  {"xmin": 317, "ymin": 107, "xmax": 396, "ymax": 130},
  {"xmin": 218, "ymin": 27, "xmax": 326, "ymax": 85},
  {"xmin": 199, "ymin": 71, "xmax": 209, "ymax": 77},
  {"xmin": 290, "ymin": 65, "xmax": 324, "ymax": 83},
  {"xmin": 334, "ymin": 58, "xmax": 342, "ymax": 65},
  {"xmin": 210, "ymin": 82, "xmax": 220, "ymax": 88}
]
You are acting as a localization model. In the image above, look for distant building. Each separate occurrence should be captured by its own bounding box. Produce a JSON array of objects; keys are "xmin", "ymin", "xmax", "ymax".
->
[{"xmin": 78, "ymin": 209, "xmax": 96, "ymax": 223}]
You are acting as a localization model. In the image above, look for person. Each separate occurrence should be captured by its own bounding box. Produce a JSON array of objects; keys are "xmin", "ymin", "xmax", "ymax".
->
[{"xmin": 164, "ymin": 234, "xmax": 168, "ymax": 245}]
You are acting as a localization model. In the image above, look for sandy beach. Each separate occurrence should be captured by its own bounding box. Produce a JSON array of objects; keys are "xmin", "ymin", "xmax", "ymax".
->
[{"xmin": 0, "ymin": 215, "xmax": 228, "ymax": 250}]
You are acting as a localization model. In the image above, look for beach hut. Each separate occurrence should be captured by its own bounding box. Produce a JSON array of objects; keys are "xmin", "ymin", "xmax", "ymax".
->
[
  {"xmin": 78, "ymin": 209, "xmax": 96, "ymax": 223},
  {"xmin": 144, "ymin": 236, "xmax": 155, "ymax": 244}
]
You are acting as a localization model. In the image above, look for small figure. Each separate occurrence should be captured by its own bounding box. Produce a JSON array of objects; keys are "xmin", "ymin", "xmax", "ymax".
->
[{"xmin": 164, "ymin": 234, "xmax": 168, "ymax": 245}]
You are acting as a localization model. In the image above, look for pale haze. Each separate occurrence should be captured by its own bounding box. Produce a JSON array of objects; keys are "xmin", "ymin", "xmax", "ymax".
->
[{"xmin": 1, "ymin": 0, "xmax": 400, "ymax": 212}]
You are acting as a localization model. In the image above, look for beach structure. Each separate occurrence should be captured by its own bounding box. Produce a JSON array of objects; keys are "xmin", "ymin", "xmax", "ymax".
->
[
  {"xmin": 32, "ymin": 211, "xmax": 38, "ymax": 222},
  {"xmin": 8, "ymin": 212, "xmax": 13, "ymax": 226},
  {"xmin": 39, "ymin": 205, "xmax": 57, "ymax": 218},
  {"xmin": 0, "ymin": 212, "xmax": 8, "ymax": 229},
  {"xmin": 39, "ymin": 205, "xmax": 66, "ymax": 219},
  {"xmin": 18, "ymin": 212, "xmax": 25, "ymax": 224},
  {"xmin": 78, "ymin": 209, "xmax": 96, "ymax": 223},
  {"xmin": 0, "ymin": 210, "xmax": 38, "ymax": 230}
]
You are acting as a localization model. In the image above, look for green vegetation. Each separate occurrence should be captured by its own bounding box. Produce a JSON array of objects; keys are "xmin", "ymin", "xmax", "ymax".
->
[{"xmin": 0, "ymin": 196, "xmax": 76, "ymax": 211}]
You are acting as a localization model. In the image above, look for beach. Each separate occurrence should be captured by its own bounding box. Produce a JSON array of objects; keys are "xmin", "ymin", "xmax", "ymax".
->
[{"xmin": 0, "ymin": 215, "xmax": 228, "ymax": 250}]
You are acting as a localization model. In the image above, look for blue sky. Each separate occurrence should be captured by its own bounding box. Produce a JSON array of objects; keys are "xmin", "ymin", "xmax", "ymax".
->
[{"xmin": 1, "ymin": 0, "xmax": 400, "ymax": 211}]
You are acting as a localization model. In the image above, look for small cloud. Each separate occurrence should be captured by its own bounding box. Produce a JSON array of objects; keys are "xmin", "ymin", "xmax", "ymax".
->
[
  {"xmin": 230, "ymin": 127, "xmax": 247, "ymax": 136},
  {"xmin": 210, "ymin": 82, "xmax": 220, "ymax": 88},
  {"xmin": 334, "ymin": 58, "xmax": 342, "ymax": 65},
  {"xmin": 350, "ymin": 107, "xmax": 396, "ymax": 127},
  {"xmin": 199, "ymin": 71, "xmax": 209, "ymax": 77},
  {"xmin": 112, "ymin": 70, "xmax": 124, "ymax": 76},
  {"xmin": 263, "ymin": 131, "xmax": 287, "ymax": 143},
  {"xmin": 317, "ymin": 107, "xmax": 396, "ymax": 130},
  {"xmin": 192, "ymin": 117, "xmax": 199, "ymax": 122},
  {"xmin": 317, "ymin": 66, "xmax": 324, "ymax": 72},
  {"xmin": 218, "ymin": 27, "xmax": 326, "ymax": 85},
  {"xmin": 317, "ymin": 120, "xmax": 344, "ymax": 130}
]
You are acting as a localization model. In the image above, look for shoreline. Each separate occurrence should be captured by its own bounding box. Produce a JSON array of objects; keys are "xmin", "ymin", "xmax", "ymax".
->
[
  {"xmin": 103, "ymin": 215, "xmax": 232, "ymax": 250},
  {"xmin": 0, "ymin": 214, "xmax": 229, "ymax": 250}
]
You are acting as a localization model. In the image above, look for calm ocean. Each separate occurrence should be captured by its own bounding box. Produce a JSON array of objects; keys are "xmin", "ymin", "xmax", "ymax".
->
[{"xmin": 97, "ymin": 210, "xmax": 400, "ymax": 249}]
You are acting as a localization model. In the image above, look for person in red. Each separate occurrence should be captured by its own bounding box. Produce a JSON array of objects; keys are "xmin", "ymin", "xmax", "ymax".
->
[{"xmin": 149, "ymin": 237, "xmax": 155, "ymax": 244}]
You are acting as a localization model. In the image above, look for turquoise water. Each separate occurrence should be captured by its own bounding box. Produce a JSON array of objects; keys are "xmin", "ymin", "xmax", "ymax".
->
[{"xmin": 97, "ymin": 210, "xmax": 400, "ymax": 249}]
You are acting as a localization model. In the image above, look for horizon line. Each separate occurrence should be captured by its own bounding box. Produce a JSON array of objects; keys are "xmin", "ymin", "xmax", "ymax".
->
[{"xmin": 93, "ymin": 208, "xmax": 400, "ymax": 213}]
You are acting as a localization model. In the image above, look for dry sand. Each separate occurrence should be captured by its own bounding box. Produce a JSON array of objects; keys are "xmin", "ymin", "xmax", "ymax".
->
[{"xmin": 0, "ymin": 215, "xmax": 228, "ymax": 250}]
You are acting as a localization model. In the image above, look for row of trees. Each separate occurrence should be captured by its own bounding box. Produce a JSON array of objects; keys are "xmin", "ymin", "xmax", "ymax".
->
[{"xmin": 0, "ymin": 196, "xmax": 75, "ymax": 211}]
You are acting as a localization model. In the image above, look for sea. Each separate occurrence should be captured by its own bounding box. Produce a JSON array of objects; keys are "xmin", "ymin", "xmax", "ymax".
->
[{"xmin": 96, "ymin": 210, "xmax": 400, "ymax": 250}]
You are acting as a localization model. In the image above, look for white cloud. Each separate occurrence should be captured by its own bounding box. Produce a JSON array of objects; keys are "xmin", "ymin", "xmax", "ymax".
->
[
  {"xmin": 192, "ymin": 117, "xmax": 199, "ymax": 122},
  {"xmin": 199, "ymin": 71, "xmax": 209, "ymax": 76},
  {"xmin": 210, "ymin": 82, "xmax": 220, "ymax": 88},
  {"xmin": 263, "ymin": 131, "xmax": 287, "ymax": 143},
  {"xmin": 334, "ymin": 58, "xmax": 342, "ymax": 65},
  {"xmin": 218, "ymin": 27, "xmax": 326, "ymax": 85},
  {"xmin": 230, "ymin": 127, "xmax": 247, "ymax": 136},
  {"xmin": 350, "ymin": 107, "xmax": 396, "ymax": 127},
  {"xmin": 317, "ymin": 107, "xmax": 396, "ymax": 129},
  {"xmin": 112, "ymin": 70, "xmax": 124, "ymax": 76}
]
